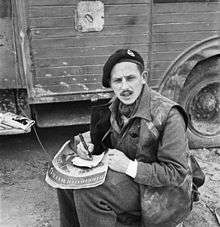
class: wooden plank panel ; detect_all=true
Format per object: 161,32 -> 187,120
36,65 -> 102,78
212,23 -> 220,31
30,0 -> 74,6
153,22 -> 220,33
30,6 -> 75,18
35,53 -> 153,76
34,56 -> 109,68
152,61 -> 170,70
33,44 -> 149,59
34,74 -> 102,86
34,83 -> 104,93
34,53 -> 150,68
30,14 -> 148,28
35,62 -> 168,87
154,2 -> 220,13
154,0 -> 219,3
29,5 -> 149,18
150,66 -> 211,85
31,25 -> 149,39
102,4 -> 151,16
151,51 -> 181,61
27,1 -> 152,99
152,41 -> 195,52
148,79 -> 161,88
150,69 -> 166,80
31,30 -> 218,44
30,0 -> 150,6
32,39 -> 192,55
30,17 -> 74,29
38,56 -> 170,80
31,34 -> 149,49
153,31 -> 219,43
153,12 -> 220,24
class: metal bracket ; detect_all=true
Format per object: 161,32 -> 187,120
75,1 -> 104,32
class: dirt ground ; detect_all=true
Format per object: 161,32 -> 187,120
0,126 -> 220,227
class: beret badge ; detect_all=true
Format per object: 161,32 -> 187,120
127,49 -> 135,57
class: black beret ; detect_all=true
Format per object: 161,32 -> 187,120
102,49 -> 145,88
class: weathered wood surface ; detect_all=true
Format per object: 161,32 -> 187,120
29,5 -> 150,18
30,15 -> 148,28
34,54 -> 149,68
26,1 -> 151,101
33,44 -> 149,59
31,34 -> 149,49
31,25 -> 149,39
25,0 -> 219,101
149,1 -> 220,88
36,65 -> 102,78
153,12 -> 220,24
34,60 -> 170,88
153,31 -> 219,43
152,41 -> 195,52
154,22 -> 220,33
34,83 -> 104,93
29,12 -> 220,29
155,0 -> 219,2
152,61 -> 170,71
154,2 -> 220,13
33,44 -> 149,85
34,74 -> 102,86
29,0 -> 151,6
34,53 -> 149,68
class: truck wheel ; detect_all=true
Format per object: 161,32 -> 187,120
182,78 -> 220,148
179,56 -> 220,148
178,57 -> 220,148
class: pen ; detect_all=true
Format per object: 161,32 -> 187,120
78,133 -> 93,158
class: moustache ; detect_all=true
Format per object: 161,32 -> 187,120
120,90 -> 133,97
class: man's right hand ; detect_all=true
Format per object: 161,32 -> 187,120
72,131 -> 94,160
76,141 -> 94,160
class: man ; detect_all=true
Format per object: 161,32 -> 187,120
57,49 -> 192,227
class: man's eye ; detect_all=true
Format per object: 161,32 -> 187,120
113,78 -> 122,83
127,76 -> 136,81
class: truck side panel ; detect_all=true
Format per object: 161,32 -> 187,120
25,0 -> 151,103
150,1 -> 220,88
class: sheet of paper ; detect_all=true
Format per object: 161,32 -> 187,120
71,153 -> 105,168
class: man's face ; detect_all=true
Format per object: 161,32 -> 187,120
110,61 -> 146,105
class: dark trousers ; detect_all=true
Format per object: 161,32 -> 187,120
57,169 -> 141,227
57,189 -> 80,227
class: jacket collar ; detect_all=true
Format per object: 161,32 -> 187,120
109,84 -> 152,122
132,84 -> 151,121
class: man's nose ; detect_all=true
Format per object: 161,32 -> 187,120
121,78 -> 129,89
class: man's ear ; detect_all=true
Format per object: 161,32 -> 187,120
141,70 -> 149,84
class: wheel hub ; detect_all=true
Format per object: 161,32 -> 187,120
189,82 -> 220,135
192,88 -> 218,121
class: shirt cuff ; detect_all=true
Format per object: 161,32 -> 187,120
125,159 -> 138,178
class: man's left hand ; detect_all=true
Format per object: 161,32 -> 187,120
108,149 -> 130,173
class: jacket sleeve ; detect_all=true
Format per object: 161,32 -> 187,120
134,107 -> 189,187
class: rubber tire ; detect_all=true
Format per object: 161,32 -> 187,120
178,56 -> 220,149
